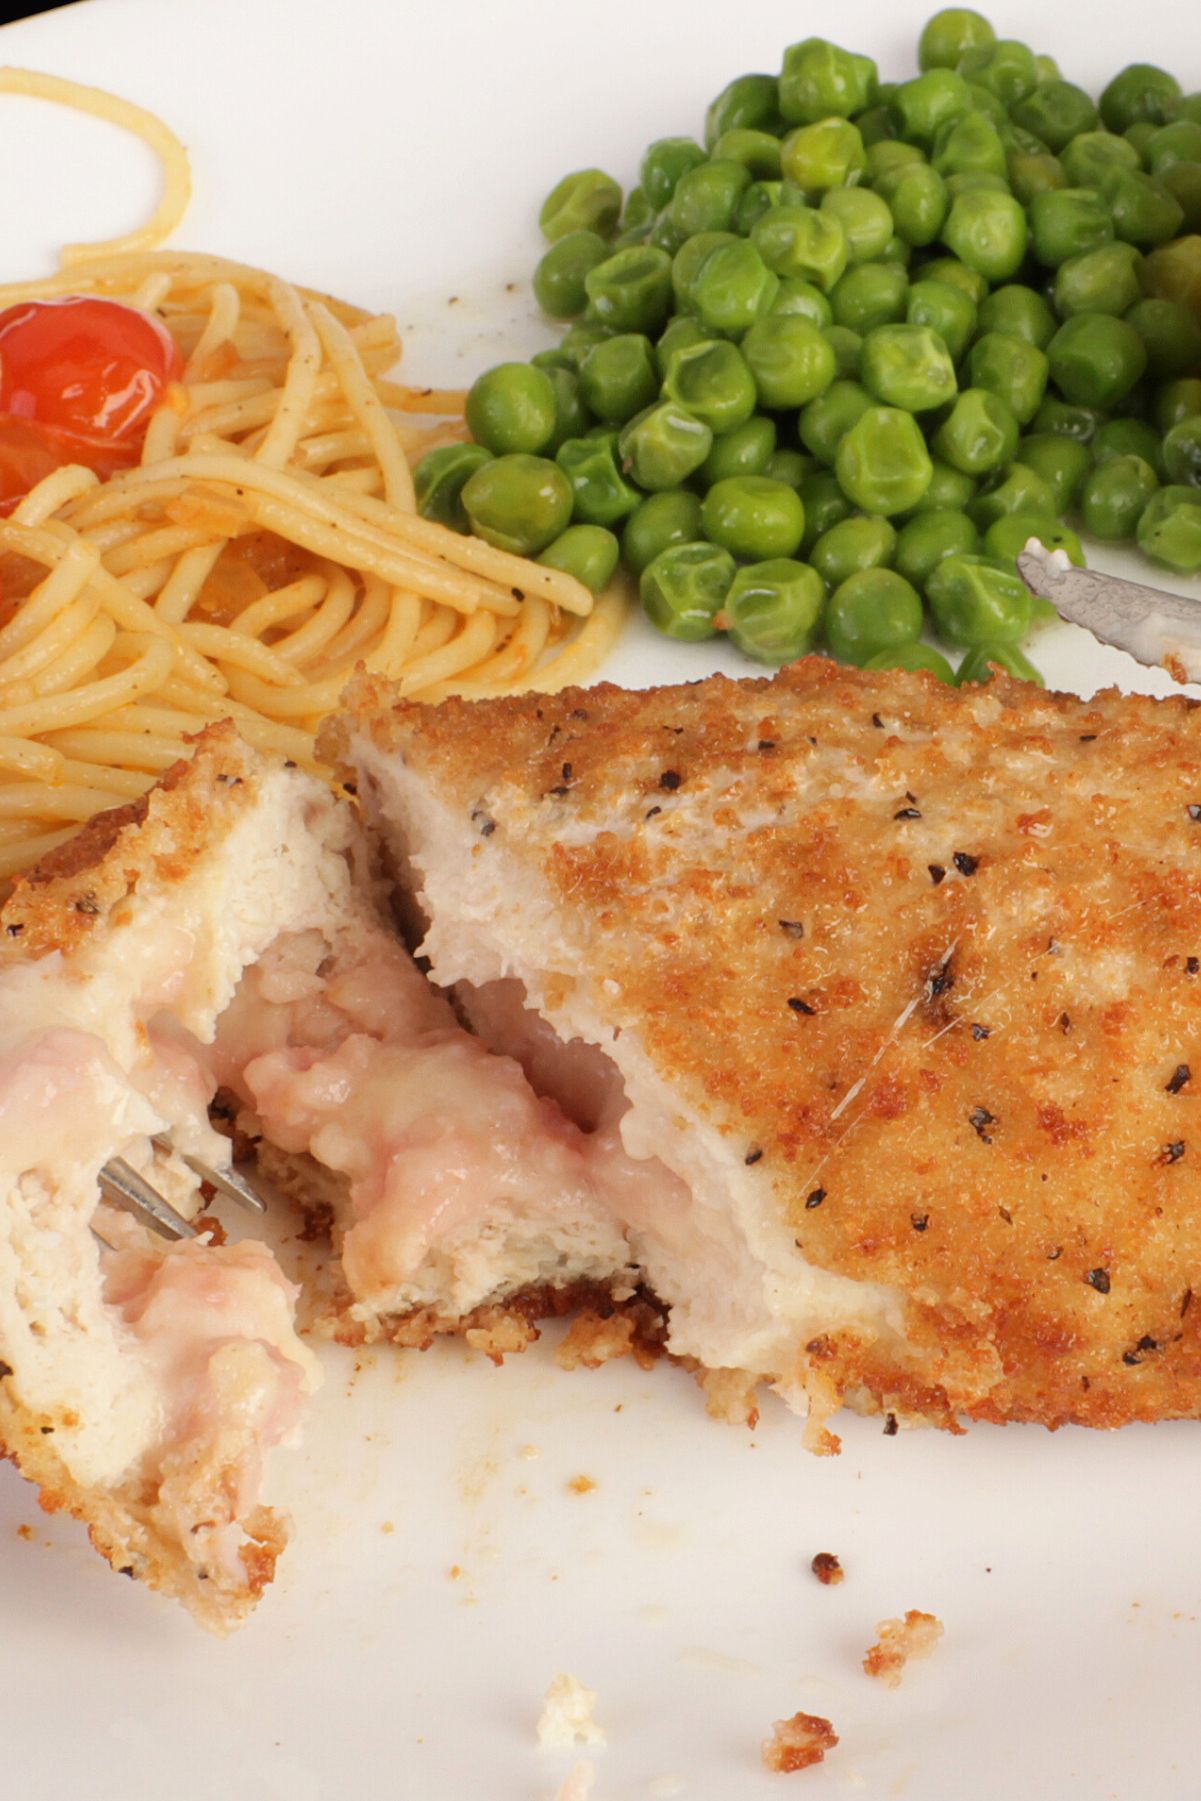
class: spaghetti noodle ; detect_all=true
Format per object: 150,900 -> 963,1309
0,70 -> 627,882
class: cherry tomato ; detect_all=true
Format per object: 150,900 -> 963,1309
0,296 -> 183,449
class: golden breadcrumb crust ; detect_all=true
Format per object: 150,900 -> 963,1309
331,660 -> 1201,1433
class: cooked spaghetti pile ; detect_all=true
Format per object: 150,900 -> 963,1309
0,73 -> 626,882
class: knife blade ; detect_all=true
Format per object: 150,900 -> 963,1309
1016,546 -> 1201,684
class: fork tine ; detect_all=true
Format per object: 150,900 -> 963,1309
99,1158 -> 197,1241
151,1134 -> 267,1214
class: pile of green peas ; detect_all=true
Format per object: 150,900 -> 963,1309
414,10 -> 1201,684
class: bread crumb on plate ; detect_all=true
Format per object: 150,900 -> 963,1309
810,1551 -> 844,1585
863,1610 -> 945,1688
763,1711 -> 838,1773
552,1761 -> 596,1801
538,1673 -> 606,1750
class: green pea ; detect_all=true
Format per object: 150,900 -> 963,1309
764,448 -> 815,491
966,333 -> 1048,425
638,138 -> 704,213
826,567 -> 924,664
1163,417 -> 1201,487
770,279 -> 834,326
1053,242 -> 1143,319
698,415 -> 778,485
1010,81 -> 1098,154
655,317 -> 715,381
1008,150 -> 1068,205
543,366 -> 590,452
737,180 -> 786,234
1155,378 -> 1201,433
1028,188 -> 1114,267
933,388 -> 1020,474
740,314 -> 837,409
865,641 -> 956,680
1126,298 -> 1201,381
1147,121 -> 1201,177
856,103 -> 897,148
824,325 -> 864,378
555,432 -> 640,526
905,278 -> 976,360
701,475 -> 806,559
835,405 -> 933,515
961,79 -> 1008,126
894,508 -> 979,588
622,490 -> 704,576
1174,94 -> 1201,127
640,540 -> 734,640
1030,396 -> 1103,441
713,128 -> 784,180
901,457 -> 978,515
753,205 -> 849,292
779,37 -> 877,125
668,160 -> 752,238
860,322 -> 957,412
955,40 -> 1039,108
1079,454 -> 1160,540
465,362 -> 557,455
1092,417 -> 1165,474
1047,312 -> 1148,409
1099,63 -> 1182,135
919,256 -> 988,304
414,442 -> 494,531
540,170 -> 623,244
648,211 -> 687,257
558,320 -> 612,370
956,642 -> 1044,685
705,73 -> 782,149
1014,432 -> 1092,508
889,69 -> 973,145
919,9 -> 996,73
981,511 -> 1084,567
1137,483 -> 1201,570
661,340 -> 758,436
810,513 -> 897,588
1127,121 -> 1163,160
724,558 -> 826,664
1060,130 -> 1140,188
886,165 -> 950,248
618,186 -> 655,240
583,246 -> 673,334
969,464 -> 1058,529
829,262 -> 909,334
976,284 -> 1056,349
1158,163 -> 1201,231
690,240 -> 780,339
931,111 -> 1007,179
533,230 -> 611,320
619,402 -> 713,491
927,552 -> 1031,644
781,118 -> 866,193
820,187 -> 894,264
671,232 -> 737,313
941,190 -> 1028,281
578,334 -> 659,425
799,468 -> 855,549
1102,168 -> 1185,248
538,524 -> 620,594
800,379 -> 874,463
867,140 -> 925,184
461,453 -> 572,556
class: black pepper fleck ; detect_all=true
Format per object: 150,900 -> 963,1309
1079,733 -> 1097,742
1160,1140 -> 1186,1164
561,762 -> 573,783
894,806 -> 922,820
953,851 -> 979,876
788,996 -> 816,1015
779,919 -> 805,939
1190,958 -> 1201,976
883,1413 -> 898,1436
998,1206 -> 1013,1224
73,894 -> 99,916
805,1187 -> 826,1209
1059,1012 -> 1071,1033
1167,1064 -> 1191,1094
928,864 -> 946,885
5,923 -> 23,937
927,959 -> 954,999
1189,804 -> 1201,822
1086,1267 -> 1111,1294
911,1213 -> 929,1232
1047,1246 -> 1062,1261
758,739 -> 776,752
872,713 -> 885,729
970,1023 -> 990,1041
969,1105 -> 996,1143
470,808 -> 496,838
645,805 -> 662,820
659,770 -> 682,791
745,1147 -> 763,1166
1182,1287 -> 1194,1317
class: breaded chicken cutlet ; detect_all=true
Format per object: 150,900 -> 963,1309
329,658 -> 1201,1442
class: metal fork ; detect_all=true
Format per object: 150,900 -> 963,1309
98,1136 -> 266,1242
1017,545 -> 1201,683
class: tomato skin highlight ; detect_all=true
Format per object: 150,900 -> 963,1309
0,297 -> 183,510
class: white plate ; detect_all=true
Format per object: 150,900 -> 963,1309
2,3 -> 1201,1796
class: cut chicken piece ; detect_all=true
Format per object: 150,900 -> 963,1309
325,659 -> 1201,1437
